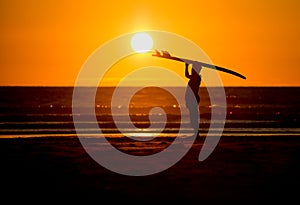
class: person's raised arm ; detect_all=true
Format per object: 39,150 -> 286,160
185,63 -> 191,79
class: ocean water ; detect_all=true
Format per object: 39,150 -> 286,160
0,86 -> 299,138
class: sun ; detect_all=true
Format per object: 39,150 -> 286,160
131,32 -> 153,53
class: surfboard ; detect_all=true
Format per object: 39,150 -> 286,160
152,50 -> 246,80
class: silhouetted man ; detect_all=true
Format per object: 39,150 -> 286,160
185,62 -> 202,136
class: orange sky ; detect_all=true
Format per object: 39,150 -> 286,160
0,0 -> 299,86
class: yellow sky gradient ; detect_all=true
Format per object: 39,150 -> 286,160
0,0 -> 299,86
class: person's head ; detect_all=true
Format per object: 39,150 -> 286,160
192,64 -> 202,73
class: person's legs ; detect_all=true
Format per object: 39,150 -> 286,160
188,105 -> 199,136
185,88 -> 200,138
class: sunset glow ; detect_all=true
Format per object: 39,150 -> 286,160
0,1 -> 299,86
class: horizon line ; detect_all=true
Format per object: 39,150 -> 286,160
0,85 -> 299,88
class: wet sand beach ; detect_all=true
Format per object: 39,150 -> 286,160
0,135 -> 299,204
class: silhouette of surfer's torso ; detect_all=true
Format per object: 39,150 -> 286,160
185,64 -> 201,107
187,72 -> 201,103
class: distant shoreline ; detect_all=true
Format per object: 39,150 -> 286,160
0,85 -> 300,88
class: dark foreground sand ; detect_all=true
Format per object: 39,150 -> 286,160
0,135 -> 299,204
